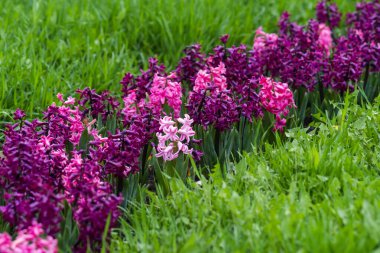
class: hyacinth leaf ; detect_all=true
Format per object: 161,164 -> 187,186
97,114 -> 104,129
365,73 -> 380,102
59,202 -> 79,252
101,214 -> 111,253
298,91 -> 310,127
106,115 -> 117,134
175,153 -> 189,182
65,140 -> 74,155
121,173 -> 140,208
78,129 -> 90,153
222,128 -> 239,163
202,129 -> 218,168
150,153 -> 170,196
139,144 -> 153,176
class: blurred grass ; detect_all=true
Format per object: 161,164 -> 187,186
0,0 -> 357,116
110,94 -> 380,253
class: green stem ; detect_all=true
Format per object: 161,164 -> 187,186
215,129 -> 220,159
240,117 -> 247,152
141,144 -> 149,175
319,80 -> 324,104
116,175 -> 124,195
363,63 -> 370,91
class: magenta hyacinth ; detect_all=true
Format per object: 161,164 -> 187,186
259,76 -> 296,131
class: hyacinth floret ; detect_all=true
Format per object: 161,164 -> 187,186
155,115 -> 197,161
0,222 -> 58,253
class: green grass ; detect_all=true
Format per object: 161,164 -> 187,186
109,95 -> 380,252
0,0 -> 357,116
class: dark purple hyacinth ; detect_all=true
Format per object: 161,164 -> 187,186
76,88 -> 120,122
346,0 -> 380,72
176,44 -> 206,85
120,57 -> 166,100
277,19 -> 327,91
0,115 -> 63,235
316,0 -> 342,29
322,33 -> 365,91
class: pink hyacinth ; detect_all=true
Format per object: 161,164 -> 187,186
259,76 -> 295,131
122,89 -> 138,122
155,114 -> 196,161
193,61 -> 227,94
318,24 -> 333,56
253,27 -> 278,51
0,222 -> 58,253
150,72 -> 182,117
54,93 -> 85,146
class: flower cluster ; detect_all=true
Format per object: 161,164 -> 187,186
259,77 -> 296,131
0,222 -> 58,253
150,72 -> 182,117
346,0 -> 380,72
316,0 -> 342,28
187,61 -> 240,131
156,115 -> 196,161
0,114 -> 63,235
62,153 -> 121,250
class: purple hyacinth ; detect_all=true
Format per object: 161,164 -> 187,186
0,117 -> 63,235
176,44 -> 206,85
76,88 -> 120,122
62,152 -> 122,252
322,33 -> 365,91
316,0 -> 342,29
120,58 -> 166,100
346,1 -> 380,72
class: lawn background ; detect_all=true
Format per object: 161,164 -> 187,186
0,0 -> 357,116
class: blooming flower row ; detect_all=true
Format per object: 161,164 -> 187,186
0,1 -> 378,252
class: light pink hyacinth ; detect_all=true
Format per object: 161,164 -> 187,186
155,114 -> 195,161
253,27 -> 278,52
318,23 -> 333,56
259,76 -> 295,131
0,222 -> 58,253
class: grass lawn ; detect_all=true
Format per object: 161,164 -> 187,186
1,0 -> 357,115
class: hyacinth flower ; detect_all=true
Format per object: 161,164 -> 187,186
149,72 -> 183,117
120,62 -> 185,174
316,0 -> 342,29
318,23 -> 333,56
120,57 -> 166,100
278,18 -> 328,91
154,115 -> 201,182
43,100 -> 84,148
187,60 -> 239,131
346,1 -> 380,75
1,96 -> 126,251
155,115 -> 197,161
0,222 -> 58,253
176,44 -> 206,85
321,32 -> 364,92
259,77 -> 296,131
76,88 -> 120,123
0,110 -> 63,235
62,152 -> 121,251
